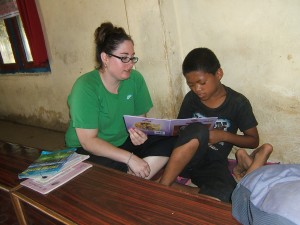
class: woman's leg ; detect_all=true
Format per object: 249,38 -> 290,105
142,156 -> 169,179
131,136 -> 176,179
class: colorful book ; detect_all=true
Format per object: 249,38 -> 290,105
20,162 -> 92,194
32,153 -> 90,184
18,148 -> 77,179
124,115 -> 218,136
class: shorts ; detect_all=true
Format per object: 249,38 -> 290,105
191,157 -> 237,203
173,123 -> 236,202
175,123 -> 209,178
76,135 -> 177,172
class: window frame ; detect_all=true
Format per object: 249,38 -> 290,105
0,16 -> 50,74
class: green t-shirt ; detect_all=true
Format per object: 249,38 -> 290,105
65,69 -> 153,147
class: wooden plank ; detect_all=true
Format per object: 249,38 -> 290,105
14,164 -> 239,224
0,140 -> 41,189
0,140 -> 67,225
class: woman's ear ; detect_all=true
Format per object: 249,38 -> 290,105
100,52 -> 108,63
216,68 -> 224,80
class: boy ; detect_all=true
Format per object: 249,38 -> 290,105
161,47 -> 272,202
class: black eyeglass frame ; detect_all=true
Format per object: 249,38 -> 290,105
106,53 -> 139,63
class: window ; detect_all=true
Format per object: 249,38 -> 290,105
0,0 -> 50,74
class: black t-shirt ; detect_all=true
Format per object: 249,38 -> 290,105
177,85 -> 258,160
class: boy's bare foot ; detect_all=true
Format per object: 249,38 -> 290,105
232,166 -> 246,182
233,149 -> 252,182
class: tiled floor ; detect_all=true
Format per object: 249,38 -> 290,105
0,120 -> 66,150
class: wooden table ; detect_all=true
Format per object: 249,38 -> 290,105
0,140 -> 42,225
11,163 -> 239,225
0,140 -> 69,225
0,140 -> 41,191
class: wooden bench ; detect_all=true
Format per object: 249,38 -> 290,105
0,140 -> 61,224
1,140 -> 239,224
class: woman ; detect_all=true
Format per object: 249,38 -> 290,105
65,22 -> 176,179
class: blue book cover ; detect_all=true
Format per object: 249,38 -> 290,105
18,148 -> 76,179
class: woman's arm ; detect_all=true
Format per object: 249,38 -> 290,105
76,128 -> 151,178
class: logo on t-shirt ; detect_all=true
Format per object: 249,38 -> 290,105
214,119 -> 230,131
126,94 -> 133,100
193,113 -> 231,151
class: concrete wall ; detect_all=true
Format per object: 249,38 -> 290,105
0,0 -> 299,163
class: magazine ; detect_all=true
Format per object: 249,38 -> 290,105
18,148 -> 77,179
20,162 -> 92,194
124,115 -> 218,136
33,153 -> 90,184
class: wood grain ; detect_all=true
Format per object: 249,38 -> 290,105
1,140 -> 239,224
14,164 -> 239,224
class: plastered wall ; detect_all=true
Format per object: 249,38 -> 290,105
0,0 -> 299,163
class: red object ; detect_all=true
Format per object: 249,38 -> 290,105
16,0 -> 48,65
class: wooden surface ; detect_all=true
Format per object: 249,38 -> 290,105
13,164 -> 239,225
0,140 -> 41,190
0,140 -> 239,224
0,140 -> 41,225
0,140 -> 65,225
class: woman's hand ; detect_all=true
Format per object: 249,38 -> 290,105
128,128 -> 148,146
127,154 -> 151,178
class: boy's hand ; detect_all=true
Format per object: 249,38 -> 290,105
209,129 -> 226,144
128,128 -> 148,145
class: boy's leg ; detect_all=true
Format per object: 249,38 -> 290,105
158,139 -> 199,186
233,143 -> 273,181
191,160 -> 237,203
246,143 -> 273,175
233,149 -> 253,181
159,123 -> 209,187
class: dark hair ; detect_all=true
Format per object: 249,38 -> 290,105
94,22 -> 133,69
182,48 -> 221,75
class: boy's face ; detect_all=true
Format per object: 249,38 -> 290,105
185,69 -> 223,101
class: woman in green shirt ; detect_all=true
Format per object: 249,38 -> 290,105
66,22 -> 177,179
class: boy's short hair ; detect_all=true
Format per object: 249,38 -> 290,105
182,48 -> 221,75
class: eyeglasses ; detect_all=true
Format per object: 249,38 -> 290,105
107,53 -> 139,63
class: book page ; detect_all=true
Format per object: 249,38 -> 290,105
124,115 -> 172,136
170,117 -> 218,136
124,115 -> 218,136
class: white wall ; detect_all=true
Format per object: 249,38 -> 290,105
170,0 -> 300,162
0,0 -> 299,163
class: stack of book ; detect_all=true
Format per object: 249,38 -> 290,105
18,148 -> 92,194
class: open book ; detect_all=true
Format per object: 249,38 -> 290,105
18,148 -> 77,179
124,115 -> 217,136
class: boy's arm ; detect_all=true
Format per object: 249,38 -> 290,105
209,127 -> 259,149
